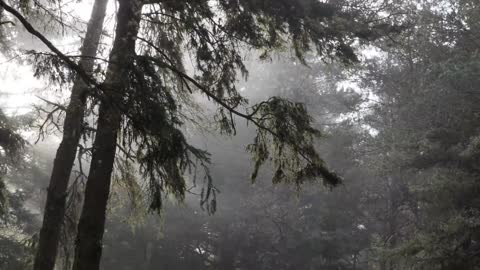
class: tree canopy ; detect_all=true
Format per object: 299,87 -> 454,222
1,0 -> 478,270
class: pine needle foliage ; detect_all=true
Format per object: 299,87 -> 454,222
29,51 -> 76,87
247,97 -> 340,186
0,109 -> 26,217
117,55 -> 214,214
3,0 -> 401,215
0,110 -> 25,159
94,0 -> 394,212
115,1 -> 360,213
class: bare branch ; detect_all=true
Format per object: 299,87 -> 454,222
34,105 -> 63,143
36,96 -> 67,111
0,20 -> 14,25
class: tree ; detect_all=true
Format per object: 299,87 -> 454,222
26,0 -> 110,269
0,108 -> 26,217
347,1 -> 480,268
74,0 -> 401,268
0,109 -> 46,269
97,57 -> 372,270
1,0 -> 400,268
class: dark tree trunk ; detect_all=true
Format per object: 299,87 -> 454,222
33,0 -> 108,269
72,0 -> 141,269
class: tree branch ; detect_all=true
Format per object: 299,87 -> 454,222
0,0 -> 99,87
139,53 -> 340,183
36,95 -> 67,111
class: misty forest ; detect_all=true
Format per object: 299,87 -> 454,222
0,0 -> 479,269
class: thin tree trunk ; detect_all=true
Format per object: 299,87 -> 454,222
33,0 -> 108,269
72,0 -> 142,269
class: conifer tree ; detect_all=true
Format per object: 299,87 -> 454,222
1,0 -> 398,268
28,0 -> 109,269
0,0 -> 109,269
71,1 -> 392,269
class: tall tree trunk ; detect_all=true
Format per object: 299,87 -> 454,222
72,0 -> 142,269
33,0 -> 108,269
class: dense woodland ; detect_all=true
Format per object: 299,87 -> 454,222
0,0 -> 479,269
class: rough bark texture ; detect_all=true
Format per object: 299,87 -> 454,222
72,0 -> 142,269
33,0 -> 108,269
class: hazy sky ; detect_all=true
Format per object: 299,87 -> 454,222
0,0 -> 117,115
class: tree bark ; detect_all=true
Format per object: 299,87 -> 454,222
33,0 -> 108,269
72,0 -> 142,269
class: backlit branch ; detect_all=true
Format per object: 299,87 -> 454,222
0,0 -> 100,88
138,53 -> 340,185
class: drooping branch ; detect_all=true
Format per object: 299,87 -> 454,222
2,0 -> 341,186
138,53 -> 341,185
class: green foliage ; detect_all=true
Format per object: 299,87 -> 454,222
115,55 -> 215,214
1,0 -> 414,268
99,54 -> 373,270
0,140 -> 42,270
29,51 -> 75,87
0,110 -> 25,159
3,0 -> 400,219
0,189 -> 36,270
351,1 -> 480,269
0,109 -> 26,217
247,97 -> 341,186
94,0 -> 388,215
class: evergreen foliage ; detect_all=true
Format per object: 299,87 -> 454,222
6,0 -> 480,270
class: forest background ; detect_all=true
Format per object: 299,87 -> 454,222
0,0 -> 479,269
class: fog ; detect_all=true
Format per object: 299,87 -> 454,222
1,0 -> 479,270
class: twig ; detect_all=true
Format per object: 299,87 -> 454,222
36,95 -> 67,111
0,0 -> 100,88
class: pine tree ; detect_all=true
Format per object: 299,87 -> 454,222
71,1 -> 389,269
1,0 -> 398,268
29,0 -> 110,269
